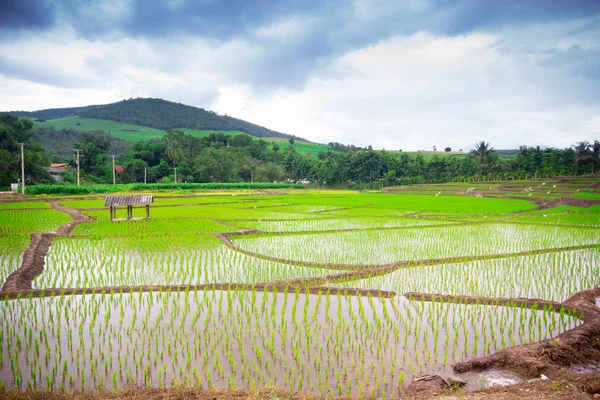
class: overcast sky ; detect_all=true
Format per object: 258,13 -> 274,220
1,0 -> 599,150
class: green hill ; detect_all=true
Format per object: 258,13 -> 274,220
34,116 -> 333,157
5,97 -> 305,141
77,98 -> 303,140
6,105 -> 99,121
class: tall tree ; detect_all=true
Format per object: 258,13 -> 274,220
574,141 -> 594,171
166,130 -> 184,180
470,141 -> 495,174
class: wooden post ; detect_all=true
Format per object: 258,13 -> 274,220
127,205 -> 132,220
146,205 -> 150,219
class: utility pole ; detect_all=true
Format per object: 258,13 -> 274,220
144,167 -> 147,184
18,143 -> 25,195
73,149 -> 83,186
111,155 -> 116,185
174,166 -> 177,183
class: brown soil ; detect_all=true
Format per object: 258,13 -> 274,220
404,289 -> 600,380
1,376 -> 598,399
528,196 -> 600,209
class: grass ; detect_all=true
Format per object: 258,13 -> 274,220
35,116 -> 167,141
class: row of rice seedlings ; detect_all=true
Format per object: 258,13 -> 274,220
60,196 -> 271,209
0,210 -> 72,235
331,248 -> 600,302
261,205 -> 350,213
0,202 -> 51,210
508,213 -> 600,227
0,236 -> 30,286
71,218 -> 231,236
234,224 -> 600,265
37,235 -> 337,289
225,217 -> 453,233
0,289 -> 579,397
81,205 -> 310,222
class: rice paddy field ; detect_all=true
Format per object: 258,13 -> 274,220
0,175 -> 599,397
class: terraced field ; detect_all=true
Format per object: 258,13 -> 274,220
0,176 -> 599,397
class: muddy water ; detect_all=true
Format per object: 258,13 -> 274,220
0,291 -> 579,397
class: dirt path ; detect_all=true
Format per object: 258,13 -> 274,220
0,201 -> 93,292
49,200 -> 93,235
1,233 -> 54,291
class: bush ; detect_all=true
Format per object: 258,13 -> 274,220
25,182 -> 304,195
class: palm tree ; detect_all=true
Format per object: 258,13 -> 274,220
167,138 -> 184,183
574,141 -> 594,171
470,141 -> 495,174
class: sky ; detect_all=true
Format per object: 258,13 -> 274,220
1,0 -> 599,150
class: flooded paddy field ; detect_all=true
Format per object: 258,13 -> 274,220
1,180 -> 599,396
0,290 -> 580,396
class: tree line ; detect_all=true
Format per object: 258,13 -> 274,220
1,113 -> 598,188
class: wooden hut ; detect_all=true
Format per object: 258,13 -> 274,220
105,195 -> 153,221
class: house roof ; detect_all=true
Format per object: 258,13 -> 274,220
49,163 -> 67,168
104,195 -> 153,207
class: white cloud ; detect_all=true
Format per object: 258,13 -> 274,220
1,18 -> 598,151
213,27 -> 600,150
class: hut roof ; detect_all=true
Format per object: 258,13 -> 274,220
104,195 -> 153,207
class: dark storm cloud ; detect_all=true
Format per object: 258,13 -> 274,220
5,0 -> 599,40
2,0 -> 600,93
440,0 -> 600,34
0,0 -> 56,31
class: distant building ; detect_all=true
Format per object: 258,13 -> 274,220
45,163 -> 69,182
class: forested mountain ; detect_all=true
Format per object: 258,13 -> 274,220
79,98 -> 302,140
6,98 -> 304,141
7,105 -> 99,121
